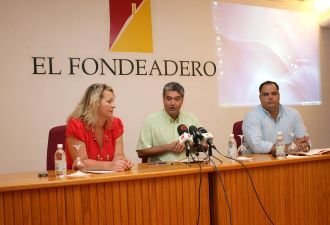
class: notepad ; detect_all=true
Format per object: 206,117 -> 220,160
178,157 -> 208,163
67,171 -> 89,177
291,148 -> 330,156
237,156 -> 253,161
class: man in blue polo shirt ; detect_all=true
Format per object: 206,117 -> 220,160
243,80 -> 310,154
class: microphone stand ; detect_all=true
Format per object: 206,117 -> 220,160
185,142 -> 191,165
208,142 -> 213,157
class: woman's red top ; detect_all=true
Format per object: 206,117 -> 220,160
65,117 -> 124,168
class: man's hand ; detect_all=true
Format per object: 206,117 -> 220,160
168,141 -> 186,153
294,136 -> 310,152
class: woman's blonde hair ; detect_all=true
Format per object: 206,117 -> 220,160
69,83 -> 114,128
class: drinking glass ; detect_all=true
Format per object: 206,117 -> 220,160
71,144 -> 86,172
237,135 -> 247,155
288,132 -> 297,154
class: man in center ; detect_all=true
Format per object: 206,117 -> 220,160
136,82 -> 201,163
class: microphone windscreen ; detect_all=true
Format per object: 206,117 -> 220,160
198,127 -> 208,133
198,127 -> 214,139
188,125 -> 198,135
177,124 -> 188,135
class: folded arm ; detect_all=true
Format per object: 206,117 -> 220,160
67,136 -> 132,171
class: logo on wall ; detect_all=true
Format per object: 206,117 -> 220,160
32,0 -> 217,77
109,0 -> 153,53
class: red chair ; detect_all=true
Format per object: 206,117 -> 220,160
46,125 -> 66,170
232,120 -> 243,148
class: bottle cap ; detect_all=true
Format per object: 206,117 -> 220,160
277,131 -> 283,135
57,144 -> 63,149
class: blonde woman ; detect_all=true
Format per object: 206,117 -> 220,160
65,83 -> 133,172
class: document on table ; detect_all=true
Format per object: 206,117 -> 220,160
290,148 -> 330,156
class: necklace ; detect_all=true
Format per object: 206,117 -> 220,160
91,128 -> 110,161
91,129 -> 109,142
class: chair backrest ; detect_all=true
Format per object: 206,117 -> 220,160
47,125 -> 66,170
232,120 -> 243,148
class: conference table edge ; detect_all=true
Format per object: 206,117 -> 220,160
0,163 -> 214,192
0,153 -> 329,192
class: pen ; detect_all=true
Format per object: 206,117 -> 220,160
147,161 -> 167,165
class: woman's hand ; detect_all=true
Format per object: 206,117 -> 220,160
111,159 -> 133,172
123,159 -> 134,170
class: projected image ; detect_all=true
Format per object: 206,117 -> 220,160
212,2 -> 321,107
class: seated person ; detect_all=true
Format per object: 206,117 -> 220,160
136,82 -> 201,163
242,81 -> 310,154
65,83 -> 133,171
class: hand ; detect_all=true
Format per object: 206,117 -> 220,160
294,136 -> 310,152
123,159 -> 134,170
111,159 -> 133,172
296,142 -> 310,152
168,141 -> 185,153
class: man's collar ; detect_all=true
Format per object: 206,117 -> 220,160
260,104 -> 283,121
162,109 -> 181,123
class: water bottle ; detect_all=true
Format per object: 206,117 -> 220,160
276,132 -> 286,159
54,144 -> 67,177
228,134 -> 238,159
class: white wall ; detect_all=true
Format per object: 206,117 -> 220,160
0,0 -> 329,173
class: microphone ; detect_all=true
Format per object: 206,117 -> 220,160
177,124 -> 193,157
188,125 -> 203,146
198,127 -> 216,155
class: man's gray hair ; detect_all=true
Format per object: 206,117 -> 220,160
162,82 -> 184,97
